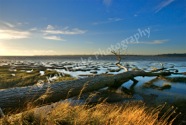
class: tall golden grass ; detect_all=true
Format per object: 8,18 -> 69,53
1,101 -> 179,125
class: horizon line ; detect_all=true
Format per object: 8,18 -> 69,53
0,53 -> 186,57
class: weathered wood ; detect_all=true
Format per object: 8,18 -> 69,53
111,50 -> 128,71
0,71 -> 171,110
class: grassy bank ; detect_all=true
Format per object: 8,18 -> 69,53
1,101 -> 178,125
0,66 -> 75,89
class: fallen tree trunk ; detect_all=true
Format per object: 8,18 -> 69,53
0,71 -> 171,110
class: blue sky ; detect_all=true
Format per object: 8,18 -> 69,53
0,0 -> 185,55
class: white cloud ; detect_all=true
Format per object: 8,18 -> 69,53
3,22 -> 15,28
43,25 -> 87,35
0,21 -> 29,28
149,40 -> 168,44
155,0 -> 175,13
108,17 -> 123,22
0,21 -> 15,28
139,40 -> 168,44
43,35 -> 65,41
103,0 -> 112,6
46,25 -> 55,30
93,17 -> 123,25
30,27 -> 38,31
0,21 -> 31,40
0,29 -> 30,40
0,48 -> 58,56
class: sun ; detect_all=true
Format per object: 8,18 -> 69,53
0,42 -> 9,56
0,48 -> 7,56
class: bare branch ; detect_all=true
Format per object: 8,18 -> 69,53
111,50 -> 128,71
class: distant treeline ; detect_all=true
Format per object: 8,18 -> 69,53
157,53 -> 186,57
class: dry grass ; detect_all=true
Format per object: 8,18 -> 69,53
1,101 -> 178,125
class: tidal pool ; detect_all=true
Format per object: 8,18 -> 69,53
122,75 -> 186,103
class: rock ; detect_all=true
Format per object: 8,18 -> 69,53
169,69 -> 179,73
78,74 -> 96,77
108,68 -> 121,72
90,71 -> 98,74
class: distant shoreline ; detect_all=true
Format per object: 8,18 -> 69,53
0,53 -> 186,57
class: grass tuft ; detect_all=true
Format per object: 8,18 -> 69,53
0,66 -> 75,89
1,101 -> 177,125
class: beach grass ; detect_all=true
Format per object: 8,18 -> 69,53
0,66 -> 75,89
1,101 -> 178,125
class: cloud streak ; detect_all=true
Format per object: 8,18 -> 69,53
0,48 -> 58,56
30,27 -> 38,31
139,40 -> 168,44
0,21 -> 15,28
93,17 -> 123,25
0,22 -> 86,41
42,25 -> 86,41
155,0 -> 175,13
0,21 -> 28,28
123,39 -> 168,45
3,22 -> 15,28
43,25 -> 87,35
0,29 -> 30,40
43,35 -> 65,41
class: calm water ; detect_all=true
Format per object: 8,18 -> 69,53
1,55 -> 186,103
0,55 -> 186,62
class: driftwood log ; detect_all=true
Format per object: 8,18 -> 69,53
0,70 -> 171,110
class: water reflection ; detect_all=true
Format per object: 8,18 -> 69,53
122,76 -> 186,103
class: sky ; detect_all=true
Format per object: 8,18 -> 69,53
0,0 -> 185,56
